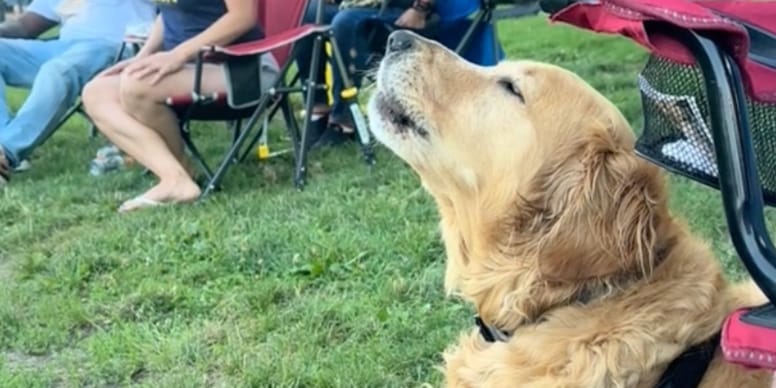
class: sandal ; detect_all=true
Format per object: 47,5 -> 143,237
118,195 -> 169,213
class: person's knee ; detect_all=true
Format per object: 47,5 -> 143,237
118,73 -> 154,111
331,9 -> 368,34
37,57 -> 80,85
82,77 -> 115,119
33,58 -> 84,108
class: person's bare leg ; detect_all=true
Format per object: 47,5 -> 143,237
82,65 -> 227,211
117,74 -> 187,165
83,75 -> 200,211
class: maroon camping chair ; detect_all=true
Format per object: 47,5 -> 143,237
167,0 -> 375,197
541,0 -> 776,386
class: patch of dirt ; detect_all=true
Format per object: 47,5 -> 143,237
0,251 -> 14,282
0,260 -> 11,282
3,351 -> 51,372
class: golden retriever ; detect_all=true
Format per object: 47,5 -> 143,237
367,30 -> 774,388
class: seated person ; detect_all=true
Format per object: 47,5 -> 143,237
82,0 -> 279,213
296,0 -> 435,148
0,0 -> 156,186
293,0 -> 339,147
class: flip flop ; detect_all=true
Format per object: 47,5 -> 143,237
118,195 -> 167,213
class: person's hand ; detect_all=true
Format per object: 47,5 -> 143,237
97,57 -> 135,78
394,8 -> 427,30
124,51 -> 188,85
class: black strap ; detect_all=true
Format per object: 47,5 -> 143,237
475,315 -> 510,343
475,314 -> 719,388
655,333 -> 721,388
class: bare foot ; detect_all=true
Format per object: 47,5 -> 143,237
118,174 -> 201,213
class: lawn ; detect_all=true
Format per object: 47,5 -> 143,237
0,15 -> 765,387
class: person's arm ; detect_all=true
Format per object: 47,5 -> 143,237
0,12 -> 57,38
136,15 -> 164,58
170,0 -> 258,62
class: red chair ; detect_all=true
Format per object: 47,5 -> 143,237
167,0 -> 375,197
542,0 -> 776,385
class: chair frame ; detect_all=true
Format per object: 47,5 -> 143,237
648,23 -> 776,311
453,0 -> 540,63
178,0 -> 376,197
540,0 -> 776,319
371,0 -> 539,65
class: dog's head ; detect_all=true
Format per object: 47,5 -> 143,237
369,31 -> 673,304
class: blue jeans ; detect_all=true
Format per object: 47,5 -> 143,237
296,3 -> 403,124
0,38 -> 119,167
330,8 -> 405,122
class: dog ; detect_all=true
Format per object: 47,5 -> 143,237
367,30 -> 774,387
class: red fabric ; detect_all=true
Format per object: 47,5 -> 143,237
165,92 -> 227,107
168,0 -> 310,112
258,0 -> 309,66
549,0 -> 776,103
213,25 -> 328,58
721,308 -> 776,370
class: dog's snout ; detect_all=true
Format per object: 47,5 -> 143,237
387,30 -> 415,53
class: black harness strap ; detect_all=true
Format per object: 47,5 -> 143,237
474,315 -> 720,388
655,333 -> 721,388
475,316 -> 511,343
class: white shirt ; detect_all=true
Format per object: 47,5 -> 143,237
26,0 -> 156,42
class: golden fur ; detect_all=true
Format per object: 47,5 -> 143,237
367,32 -> 774,387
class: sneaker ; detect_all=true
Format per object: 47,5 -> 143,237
14,159 -> 31,173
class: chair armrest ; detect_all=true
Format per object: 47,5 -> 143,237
124,34 -> 148,44
200,24 -> 329,59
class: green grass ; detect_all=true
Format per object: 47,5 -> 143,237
0,16 -> 769,387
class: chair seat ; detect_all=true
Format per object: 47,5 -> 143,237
206,24 -> 329,59
166,93 -> 261,121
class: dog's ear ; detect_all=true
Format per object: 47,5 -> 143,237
524,128 -> 669,283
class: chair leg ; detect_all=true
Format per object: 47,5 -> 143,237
53,101 -> 82,134
180,121 -> 214,182
327,34 -> 377,166
295,35 -> 328,190
238,97 -> 283,163
88,123 -> 98,139
201,95 -> 274,198
280,96 -> 302,162
230,119 -> 242,164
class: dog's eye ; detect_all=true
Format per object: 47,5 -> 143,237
498,78 -> 524,103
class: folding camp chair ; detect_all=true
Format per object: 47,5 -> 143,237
542,0 -> 776,383
446,0 -> 540,65
168,0 -> 375,197
368,0 -> 539,66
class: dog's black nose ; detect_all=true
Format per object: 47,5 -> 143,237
387,30 -> 415,53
